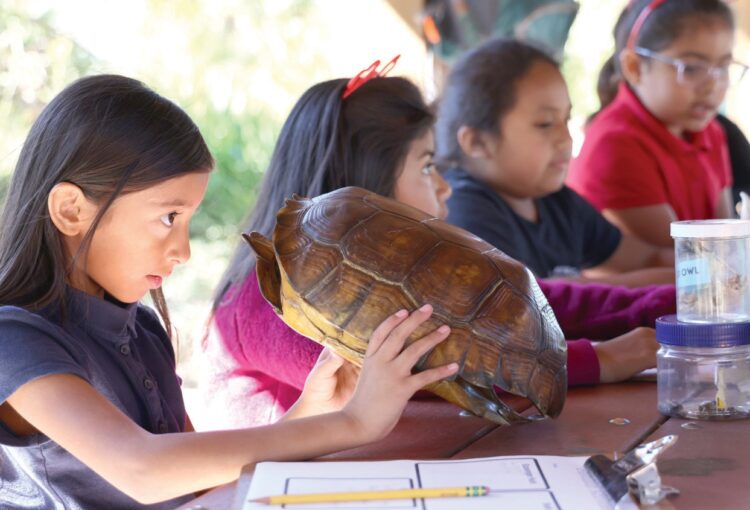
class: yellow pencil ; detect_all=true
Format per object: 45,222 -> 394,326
251,485 -> 490,505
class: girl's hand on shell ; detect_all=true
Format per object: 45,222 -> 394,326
342,304 -> 458,443
288,348 -> 360,420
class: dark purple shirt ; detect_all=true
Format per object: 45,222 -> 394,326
0,288 -> 193,509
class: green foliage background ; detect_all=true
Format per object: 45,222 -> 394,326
0,6 -> 97,205
0,0 -> 323,244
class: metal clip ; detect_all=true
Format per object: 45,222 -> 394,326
627,461 -> 680,505
624,435 -> 679,505
613,434 -> 676,471
585,435 -> 680,507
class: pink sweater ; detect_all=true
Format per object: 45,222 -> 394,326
198,275 -> 675,428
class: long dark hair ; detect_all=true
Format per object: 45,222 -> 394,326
0,74 -> 214,334
435,38 -> 558,167
597,0 -> 734,110
214,76 -> 434,308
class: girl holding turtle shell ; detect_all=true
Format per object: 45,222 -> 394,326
202,61 -> 676,430
0,74 -> 457,509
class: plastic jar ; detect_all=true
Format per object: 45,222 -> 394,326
656,315 -> 750,420
671,220 -> 750,323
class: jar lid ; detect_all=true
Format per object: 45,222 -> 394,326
656,315 -> 750,347
671,219 -> 750,238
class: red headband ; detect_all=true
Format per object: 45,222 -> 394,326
626,0 -> 667,50
342,55 -> 400,99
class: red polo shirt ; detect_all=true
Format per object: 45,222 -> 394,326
567,83 -> 731,220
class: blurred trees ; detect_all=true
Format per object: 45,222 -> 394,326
0,0 -> 328,242
0,2 -> 97,202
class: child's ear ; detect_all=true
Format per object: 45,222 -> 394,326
47,182 -> 97,237
619,49 -> 643,86
457,125 -> 492,160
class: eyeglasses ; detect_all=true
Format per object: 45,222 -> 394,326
634,47 -> 749,87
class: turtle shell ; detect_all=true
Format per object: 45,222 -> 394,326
246,186 -> 567,424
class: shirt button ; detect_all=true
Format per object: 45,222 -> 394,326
120,344 -> 131,356
143,378 -> 155,390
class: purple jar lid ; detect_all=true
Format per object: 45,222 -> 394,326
656,315 -> 750,347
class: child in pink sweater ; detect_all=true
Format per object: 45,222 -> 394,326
199,71 -> 674,429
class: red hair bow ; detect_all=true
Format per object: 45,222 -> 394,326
342,55 -> 401,99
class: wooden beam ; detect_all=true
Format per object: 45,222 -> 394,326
384,0 -> 424,36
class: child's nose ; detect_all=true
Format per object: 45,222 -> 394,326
169,229 -> 191,265
558,123 -> 573,150
697,72 -> 728,96
434,172 -> 452,202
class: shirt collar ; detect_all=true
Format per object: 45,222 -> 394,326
616,82 -> 714,153
55,287 -> 139,341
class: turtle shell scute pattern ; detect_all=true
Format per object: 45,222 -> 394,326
270,187 -> 567,423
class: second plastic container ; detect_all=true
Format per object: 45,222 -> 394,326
656,315 -> 750,420
671,219 -> 750,323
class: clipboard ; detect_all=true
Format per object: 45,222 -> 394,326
234,435 -> 680,510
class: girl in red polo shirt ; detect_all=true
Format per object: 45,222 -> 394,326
568,0 -> 743,247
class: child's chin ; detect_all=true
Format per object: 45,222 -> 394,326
111,289 -> 147,304
684,114 -> 716,133
542,176 -> 566,195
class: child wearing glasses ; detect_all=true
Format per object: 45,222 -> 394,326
568,0 -> 743,247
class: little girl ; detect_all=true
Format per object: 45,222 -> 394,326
435,37 -> 674,285
0,75 -> 458,509
569,0 -> 741,247
203,67 -> 675,431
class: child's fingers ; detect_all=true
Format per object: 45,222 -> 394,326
377,304 -> 435,360
407,363 -> 459,393
314,347 -> 332,364
366,309 -> 408,357
315,348 -> 345,374
398,324 -> 451,368
312,347 -> 333,366
305,349 -> 346,386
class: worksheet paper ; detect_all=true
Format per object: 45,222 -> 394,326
240,455 -> 613,509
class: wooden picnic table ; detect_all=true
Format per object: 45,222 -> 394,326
175,381 -> 749,509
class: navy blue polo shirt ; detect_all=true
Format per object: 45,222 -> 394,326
0,287 -> 193,509
445,168 -> 622,278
